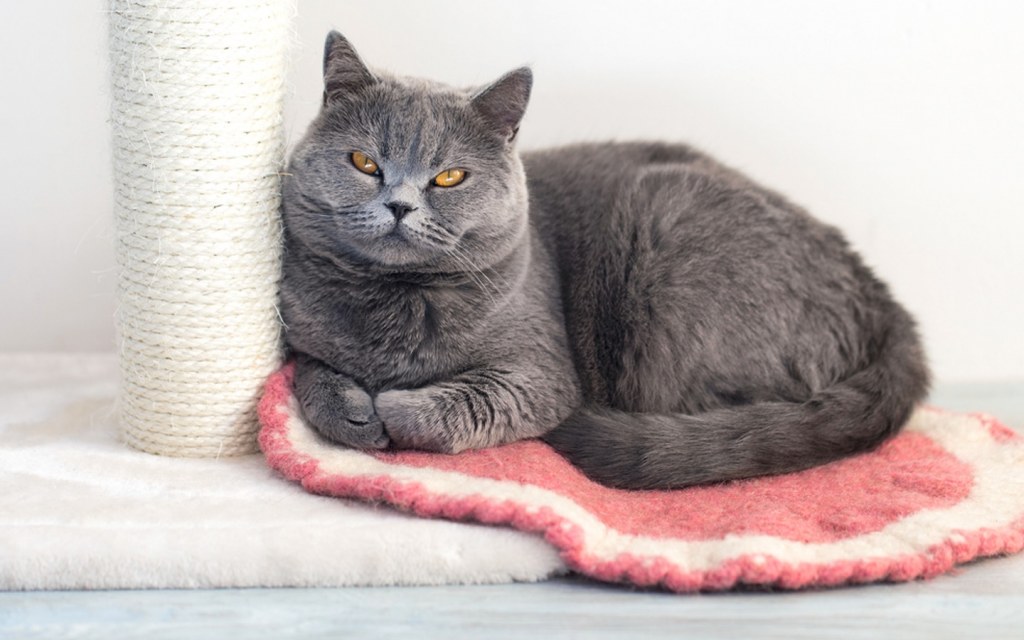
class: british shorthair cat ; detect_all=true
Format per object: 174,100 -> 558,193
278,32 -> 929,489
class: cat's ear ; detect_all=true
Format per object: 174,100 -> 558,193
322,31 -> 376,105
470,67 -> 533,143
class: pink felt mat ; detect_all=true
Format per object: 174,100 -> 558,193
258,365 -> 1024,592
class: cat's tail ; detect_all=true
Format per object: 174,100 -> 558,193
542,327 -> 929,490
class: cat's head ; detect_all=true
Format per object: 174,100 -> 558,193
283,31 -> 532,273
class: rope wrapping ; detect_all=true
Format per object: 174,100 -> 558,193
109,0 -> 292,456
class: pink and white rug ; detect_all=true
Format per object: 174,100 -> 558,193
259,364 -> 1024,592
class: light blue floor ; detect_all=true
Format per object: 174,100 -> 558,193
3,560 -> 1024,640
2,382 -> 1022,639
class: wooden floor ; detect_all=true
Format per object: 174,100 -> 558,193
2,382 -> 1022,639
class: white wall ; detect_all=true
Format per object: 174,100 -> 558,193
2,0 -> 1022,383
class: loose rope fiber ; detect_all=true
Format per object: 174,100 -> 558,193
110,0 -> 293,456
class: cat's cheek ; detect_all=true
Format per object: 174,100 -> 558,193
375,389 -> 462,454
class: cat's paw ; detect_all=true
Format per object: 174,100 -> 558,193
375,389 -> 464,454
298,384 -> 390,450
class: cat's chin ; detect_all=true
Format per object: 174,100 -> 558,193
353,234 -> 450,271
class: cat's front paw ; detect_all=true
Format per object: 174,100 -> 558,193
298,383 -> 389,450
375,389 -> 464,454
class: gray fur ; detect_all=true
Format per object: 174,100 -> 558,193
279,31 -> 930,489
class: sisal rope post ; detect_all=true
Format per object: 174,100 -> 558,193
109,0 -> 293,456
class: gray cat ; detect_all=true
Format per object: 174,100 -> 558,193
279,31 -> 930,489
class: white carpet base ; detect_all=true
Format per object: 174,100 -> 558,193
0,354 -> 565,590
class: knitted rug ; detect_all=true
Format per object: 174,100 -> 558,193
259,365 -> 1024,592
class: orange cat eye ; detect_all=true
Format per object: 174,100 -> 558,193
351,151 -> 380,176
433,168 -> 467,188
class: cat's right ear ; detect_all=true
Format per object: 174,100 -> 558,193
322,31 -> 376,105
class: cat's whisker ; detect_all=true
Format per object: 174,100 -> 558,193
417,220 -> 455,244
449,242 -> 506,299
444,244 -> 505,309
442,246 -> 499,307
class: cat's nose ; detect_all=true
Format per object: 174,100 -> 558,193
385,201 -> 416,221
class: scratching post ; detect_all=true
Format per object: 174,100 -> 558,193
109,0 -> 293,456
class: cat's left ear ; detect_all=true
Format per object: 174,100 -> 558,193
470,67 -> 532,143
